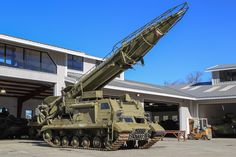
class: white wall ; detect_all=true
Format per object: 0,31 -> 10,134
0,65 -> 58,83
179,104 -> 192,135
83,58 -> 96,73
49,52 -> 66,96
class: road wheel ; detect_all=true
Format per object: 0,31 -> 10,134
43,130 -> 52,141
103,137 -> 111,149
92,136 -> 102,148
81,136 -> 90,148
71,136 -> 79,148
61,136 -> 69,147
53,136 -> 61,146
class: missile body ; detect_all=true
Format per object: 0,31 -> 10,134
66,3 -> 189,98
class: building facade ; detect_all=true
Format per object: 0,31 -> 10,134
0,34 -> 236,136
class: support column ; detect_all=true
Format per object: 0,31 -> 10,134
54,83 -> 59,96
179,104 -> 191,136
17,99 -> 23,118
54,82 -> 65,96
196,103 -> 199,118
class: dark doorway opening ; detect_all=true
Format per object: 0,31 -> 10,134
144,100 -> 179,130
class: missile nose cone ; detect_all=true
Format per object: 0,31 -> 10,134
177,8 -> 188,17
155,2 -> 189,35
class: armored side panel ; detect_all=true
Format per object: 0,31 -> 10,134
81,91 -> 103,100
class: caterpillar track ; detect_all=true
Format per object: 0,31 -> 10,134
106,133 -> 130,151
139,136 -> 162,149
42,129 -> 163,151
42,130 -> 130,151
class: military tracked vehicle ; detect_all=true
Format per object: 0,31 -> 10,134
37,3 -> 188,150
212,113 -> 236,137
0,107 -> 28,139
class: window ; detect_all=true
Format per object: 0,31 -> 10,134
220,70 -> 236,82
68,54 -> 83,71
163,115 -> 169,121
41,52 -> 56,73
0,107 -> 8,113
123,117 -> 134,123
100,103 -> 110,109
6,45 -> 23,67
172,115 -> 178,122
0,44 -> 5,64
135,117 -> 145,123
154,116 -> 160,123
25,110 -> 33,119
25,49 -> 40,71
0,42 -> 56,74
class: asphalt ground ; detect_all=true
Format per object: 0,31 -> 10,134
0,138 -> 235,157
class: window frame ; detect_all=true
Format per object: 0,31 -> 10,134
100,103 -> 110,110
24,48 -> 41,71
123,117 -> 134,123
0,44 -> 6,64
25,109 -> 33,119
67,54 -> 84,71
220,70 -> 236,82
0,42 -> 57,74
41,52 -> 57,73
5,45 -> 24,68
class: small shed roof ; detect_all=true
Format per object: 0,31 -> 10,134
207,64 -> 236,72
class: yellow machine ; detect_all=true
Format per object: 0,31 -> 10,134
188,118 -> 212,140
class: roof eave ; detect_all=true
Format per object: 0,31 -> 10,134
195,96 -> 236,101
0,34 -> 103,61
206,67 -> 236,72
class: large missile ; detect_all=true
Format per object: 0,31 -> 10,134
112,2 -> 189,64
66,2 -> 189,98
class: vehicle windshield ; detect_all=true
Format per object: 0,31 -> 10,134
135,117 -> 145,123
115,111 -> 134,123
123,117 -> 134,123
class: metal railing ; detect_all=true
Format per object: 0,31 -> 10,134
76,2 -> 189,83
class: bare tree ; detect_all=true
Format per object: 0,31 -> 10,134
185,71 -> 203,84
164,71 -> 203,86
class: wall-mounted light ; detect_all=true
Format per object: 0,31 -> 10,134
136,93 -> 140,97
0,89 -> 6,94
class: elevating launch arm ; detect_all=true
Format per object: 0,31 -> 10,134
65,2 -> 188,98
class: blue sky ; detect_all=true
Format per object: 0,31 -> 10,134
1,0 -> 236,85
